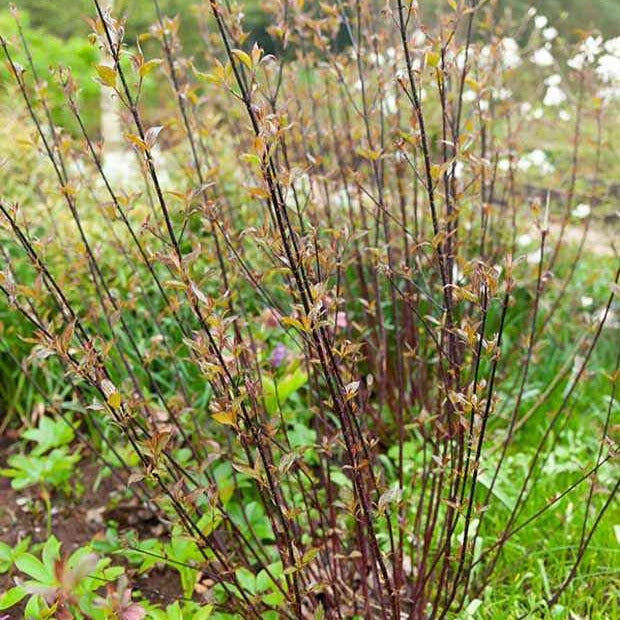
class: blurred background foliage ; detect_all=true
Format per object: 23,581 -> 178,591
0,0 -> 618,134
6,0 -> 620,45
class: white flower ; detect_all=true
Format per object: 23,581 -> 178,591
543,85 -> 566,106
479,44 -> 492,70
386,47 -> 397,60
527,7 -> 537,17
517,233 -> 533,246
500,37 -> 522,70
493,87 -> 512,101
519,149 -> 555,174
596,307 -> 619,329
520,101 -> 532,114
102,150 -> 140,188
462,89 -> 477,103
533,107 -> 544,119
598,86 -> 620,103
544,73 -> 562,86
526,250 -> 541,264
567,52 -> 586,71
604,36 -> 620,57
479,99 -> 489,111
534,15 -> 548,29
596,54 -> 620,83
543,27 -> 558,41
370,52 -> 386,66
528,149 -> 548,167
454,161 -> 464,179
571,203 -> 591,219
531,47 -> 554,67
411,29 -> 426,46
382,94 -> 398,115
498,158 -> 511,172
580,296 -> 593,308
559,109 -> 570,121
581,35 -> 602,61
398,56 -> 421,75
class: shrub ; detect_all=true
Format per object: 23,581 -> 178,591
0,0 -> 618,618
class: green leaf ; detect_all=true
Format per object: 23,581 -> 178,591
0,541 -> 12,562
476,472 -> 516,511
41,536 -> 61,569
0,586 -> 27,610
197,510 -> 222,537
15,553 -> 51,583
194,605 -> 214,620
263,368 -> 308,414
463,598 -> 483,617
166,601 -> 183,620
100,565 -> 124,581
22,416 -> 75,455
256,561 -> 283,592
235,567 -> 256,594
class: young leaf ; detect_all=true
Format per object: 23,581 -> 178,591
426,51 -> 441,67
41,536 -> 61,569
95,64 -> 117,88
0,586 -> 27,610
212,410 -> 237,426
15,553 -> 51,583
107,391 -> 122,409
231,49 -> 253,70
140,58 -> 162,77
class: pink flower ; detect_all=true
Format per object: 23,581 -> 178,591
336,311 -> 348,329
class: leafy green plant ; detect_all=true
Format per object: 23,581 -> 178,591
0,537 -> 30,575
92,574 -> 146,620
0,416 -> 81,492
148,600 -> 213,620
0,536 -> 124,619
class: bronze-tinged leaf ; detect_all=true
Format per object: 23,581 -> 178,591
125,133 -> 149,152
232,462 -> 262,482
139,58 -> 162,77
231,48 -> 253,70
107,391 -> 122,409
425,51 -> 441,68
95,63 -> 117,88
212,410 -> 237,426
247,186 -> 270,199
